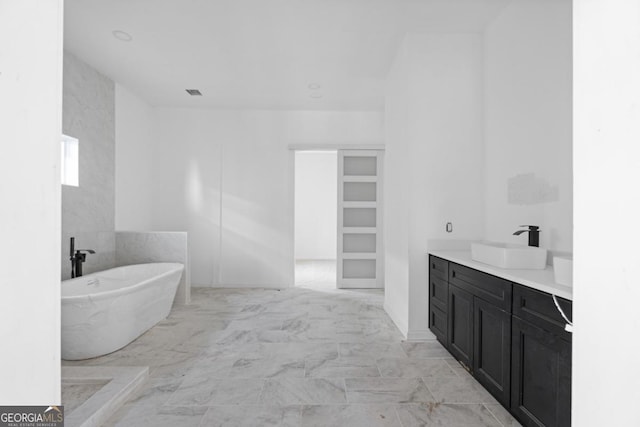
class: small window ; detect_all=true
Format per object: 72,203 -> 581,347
61,134 -> 79,186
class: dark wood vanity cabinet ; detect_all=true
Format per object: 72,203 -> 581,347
429,256 -> 449,344
428,255 -> 572,426
448,262 -> 512,406
447,284 -> 474,370
511,284 -> 572,427
473,297 -> 512,406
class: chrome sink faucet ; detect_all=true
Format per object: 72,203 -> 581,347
513,225 -> 540,247
70,237 -> 95,278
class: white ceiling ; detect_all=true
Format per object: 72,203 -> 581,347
64,0 -> 510,110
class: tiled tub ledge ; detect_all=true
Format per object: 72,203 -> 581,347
62,366 -> 148,427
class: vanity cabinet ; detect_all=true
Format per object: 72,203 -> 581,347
511,284 -> 572,427
448,262 -> 512,406
473,297 -> 512,406
429,257 -> 449,344
428,255 -> 572,426
447,284 -> 474,369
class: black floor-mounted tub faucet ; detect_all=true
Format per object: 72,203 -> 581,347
70,237 -> 95,278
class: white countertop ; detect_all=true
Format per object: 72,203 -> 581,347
429,250 -> 573,301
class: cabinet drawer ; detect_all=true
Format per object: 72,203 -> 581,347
430,305 -> 447,344
449,263 -> 512,312
429,255 -> 449,280
430,276 -> 448,312
513,284 -> 572,340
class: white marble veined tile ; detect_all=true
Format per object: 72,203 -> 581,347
401,340 -> 452,359
166,377 -> 265,406
301,404 -> 401,427
304,357 -> 380,378
376,358 -> 457,378
199,405 -> 301,427
260,378 -> 347,405
339,342 -> 408,359
75,285 -> 516,426
423,375 -> 498,404
395,403 -> 504,427
345,378 -> 434,404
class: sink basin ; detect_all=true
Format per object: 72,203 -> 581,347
553,256 -> 573,287
471,242 -> 547,270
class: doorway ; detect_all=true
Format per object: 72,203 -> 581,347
294,151 -> 337,289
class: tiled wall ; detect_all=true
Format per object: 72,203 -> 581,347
115,231 -> 190,305
61,52 -> 190,306
61,51 -> 115,279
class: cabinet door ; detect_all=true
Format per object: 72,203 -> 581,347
429,305 -> 447,344
511,316 -> 571,427
473,298 -> 511,406
448,285 -> 473,370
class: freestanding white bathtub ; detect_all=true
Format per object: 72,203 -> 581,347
61,263 -> 184,360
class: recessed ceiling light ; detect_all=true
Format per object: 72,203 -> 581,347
186,89 -> 203,96
308,83 -> 322,90
310,93 -> 323,99
112,30 -> 133,42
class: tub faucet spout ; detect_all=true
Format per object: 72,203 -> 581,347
70,237 -> 95,278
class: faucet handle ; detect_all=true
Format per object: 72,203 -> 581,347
76,249 -> 96,254
518,225 -> 540,230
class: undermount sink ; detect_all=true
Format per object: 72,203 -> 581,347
471,242 -> 548,270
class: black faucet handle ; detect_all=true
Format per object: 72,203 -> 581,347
518,225 -> 540,230
76,249 -> 96,254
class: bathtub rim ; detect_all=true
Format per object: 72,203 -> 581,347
61,262 -> 184,303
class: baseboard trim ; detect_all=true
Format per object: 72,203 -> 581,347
383,302 -> 408,339
406,329 -> 437,341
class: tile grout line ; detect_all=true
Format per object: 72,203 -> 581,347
483,403 -> 509,427
393,404 -> 407,427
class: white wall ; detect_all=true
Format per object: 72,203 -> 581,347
484,0 -> 572,252
384,33 -> 485,338
573,1 -> 640,424
295,151 -> 337,260
115,84 -> 155,231
0,0 -> 63,404
409,33 -> 486,339
116,107 -> 383,287
383,40 -> 412,335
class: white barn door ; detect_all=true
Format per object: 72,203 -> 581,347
337,150 -> 383,289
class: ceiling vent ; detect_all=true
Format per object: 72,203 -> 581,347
186,89 -> 202,96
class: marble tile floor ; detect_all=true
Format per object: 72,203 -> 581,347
63,285 -> 521,426
62,381 -> 109,414
295,259 -> 337,291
